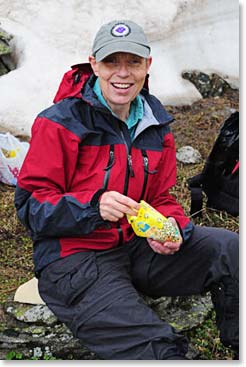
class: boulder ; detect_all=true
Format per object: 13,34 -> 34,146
182,71 -> 234,98
0,286 -> 213,360
0,27 -> 16,76
176,146 -> 202,164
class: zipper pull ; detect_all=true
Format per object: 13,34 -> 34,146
143,154 -> 158,174
104,149 -> 115,170
128,155 -> 135,177
143,156 -> 148,171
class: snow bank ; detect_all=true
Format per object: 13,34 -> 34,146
0,0 -> 239,136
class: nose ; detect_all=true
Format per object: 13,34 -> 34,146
117,62 -> 130,77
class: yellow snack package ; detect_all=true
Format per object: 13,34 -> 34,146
127,200 -> 180,243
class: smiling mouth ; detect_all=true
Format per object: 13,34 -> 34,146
111,83 -> 133,89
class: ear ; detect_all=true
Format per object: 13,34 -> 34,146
89,56 -> 99,76
146,57 -> 152,73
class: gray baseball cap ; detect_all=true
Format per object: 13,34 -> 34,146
92,20 -> 151,62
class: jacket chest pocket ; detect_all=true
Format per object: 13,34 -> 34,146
76,145 -> 115,189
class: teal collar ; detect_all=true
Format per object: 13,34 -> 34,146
93,78 -> 143,139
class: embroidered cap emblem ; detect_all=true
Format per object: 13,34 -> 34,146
111,23 -> 131,37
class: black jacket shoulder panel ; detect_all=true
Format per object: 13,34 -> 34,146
37,98 -> 95,140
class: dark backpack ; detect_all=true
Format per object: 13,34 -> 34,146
188,111 -> 239,217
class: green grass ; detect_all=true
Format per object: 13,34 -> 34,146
186,310 -> 233,360
0,184 -> 33,303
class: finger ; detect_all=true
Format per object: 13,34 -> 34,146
164,241 -> 181,251
168,217 -> 178,226
147,238 -> 180,255
112,202 -> 138,216
100,192 -> 140,216
111,192 -> 140,212
148,238 -> 178,250
167,217 -> 183,244
148,239 -> 171,255
153,245 -> 174,255
108,215 -> 121,222
99,206 -> 124,221
102,202 -> 137,218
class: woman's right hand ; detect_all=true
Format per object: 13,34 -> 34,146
99,191 -> 140,222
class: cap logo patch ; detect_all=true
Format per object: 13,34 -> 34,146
111,23 -> 131,37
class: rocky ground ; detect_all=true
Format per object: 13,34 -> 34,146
0,88 -> 239,360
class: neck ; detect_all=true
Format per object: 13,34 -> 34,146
106,100 -> 130,122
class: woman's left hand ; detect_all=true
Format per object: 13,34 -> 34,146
147,217 -> 183,255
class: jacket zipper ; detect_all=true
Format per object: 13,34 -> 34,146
140,149 -> 158,200
102,145 -> 115,190
140,150 -> 149,200
118,127 -> 133,245
120,129 -> 134,195
127,154 -> 135,178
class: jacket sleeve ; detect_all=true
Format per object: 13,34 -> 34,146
15,117 -> 105,239
147,131 -> 194,242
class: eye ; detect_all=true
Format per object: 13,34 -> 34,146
103,56 -> 118,64
128,57 -> 143,66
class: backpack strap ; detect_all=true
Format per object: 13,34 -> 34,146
187,173 -> 203,217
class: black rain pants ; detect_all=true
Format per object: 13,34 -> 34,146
38,225 -> 239,360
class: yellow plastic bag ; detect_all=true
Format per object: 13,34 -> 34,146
127,200 -> 180,243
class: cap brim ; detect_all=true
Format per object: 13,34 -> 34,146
95,41 -> 150,62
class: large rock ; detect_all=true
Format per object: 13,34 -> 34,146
0,27 -> 16,76
0,292 -> 213,360
176,146 -> 202,164
182,71 -> 234,98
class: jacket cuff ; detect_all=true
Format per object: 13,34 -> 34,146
90,189 -> 110,228
181,221 -> 195,242
91,188 -> 107,207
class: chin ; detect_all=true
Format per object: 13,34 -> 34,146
115,95 -> 134,103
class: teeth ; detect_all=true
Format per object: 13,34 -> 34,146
112,83 -> 131,89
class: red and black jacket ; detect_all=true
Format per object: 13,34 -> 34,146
15,63 -> 194,272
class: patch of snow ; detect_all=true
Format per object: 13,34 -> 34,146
0,0 -> 239,135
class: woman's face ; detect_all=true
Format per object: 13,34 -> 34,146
89,52 -> 152,115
